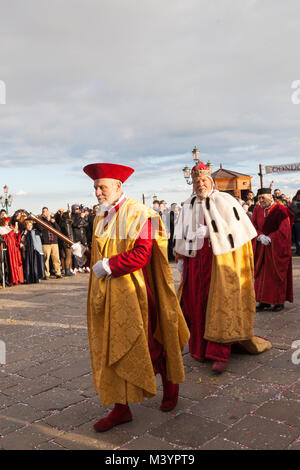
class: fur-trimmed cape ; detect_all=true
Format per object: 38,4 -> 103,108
174,191 -> 257,257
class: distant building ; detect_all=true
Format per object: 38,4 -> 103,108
212,164 -> 252,201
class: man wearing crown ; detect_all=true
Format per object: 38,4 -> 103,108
174,162 -> 271,373
78,163 -> 189,432
251,188 -> 294,312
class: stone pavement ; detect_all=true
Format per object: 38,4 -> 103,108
0,259 -> 299,450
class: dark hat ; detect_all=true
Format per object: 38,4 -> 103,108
257,188 -> 272,195
71,204 -> 80,212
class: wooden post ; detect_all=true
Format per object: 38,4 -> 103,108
142,193 -> 145,204
258,164 -> 264,188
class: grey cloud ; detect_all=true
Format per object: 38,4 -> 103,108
0,0 -> 299,181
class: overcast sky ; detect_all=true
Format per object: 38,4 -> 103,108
0,0 -> 300,213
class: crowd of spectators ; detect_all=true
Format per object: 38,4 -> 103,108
0,187 -> 299,289
0,204 -> 99,288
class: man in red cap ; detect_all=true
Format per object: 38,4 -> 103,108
251,188 -> 294,312
174,162 -> 271,373
81,163 -> 189,432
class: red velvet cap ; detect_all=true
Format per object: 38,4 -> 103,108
83,163 -> 134,182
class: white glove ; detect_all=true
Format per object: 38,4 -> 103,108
257,234 -> 271,245
71,242 -> 87,257
177,258 -> 184,277
71,242 -> 87,267
196,224 -> 209,239
92,259 -> 112,278
92,260 -> 107,278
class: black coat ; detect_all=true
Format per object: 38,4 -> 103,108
71,213 -> 89,245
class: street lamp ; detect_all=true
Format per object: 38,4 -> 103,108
192,146 -> 200,163
182,147 -> 213,185
0,185 -> 13,215
182,166 -> 193,185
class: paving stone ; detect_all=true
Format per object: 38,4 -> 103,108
287,440 -> 300,450
63,373 -> 94,392
50,358 -> 91,380
0,264 -> 299,450
223,415 -> 299,450
112,403 -> 175,436
224,358 -> 262,376
78,385 -> 98,398
267,350 -> 300,372
35,440 -> 67,450
176,369 -> 221,402
0,359 -> 36,375
0,423 -> 64,450
119,434 -> 180,450
190,396 -> 257,425
24,387 -> 84,411
0,403 -> 49,435
53,421 -> 132,450
42,399 -> 103,430
184,366 -> 238,387
150,413 -> 227,448
0,373 -> 21,390
2,375 -> 63,400
282,381 -> 300,400
0,392 -> 18,410
218,377 -> 282,404
247,365 -> 299,385
6,345 -> 50,364
199,436 -> 252,450
254,399 -> 300,428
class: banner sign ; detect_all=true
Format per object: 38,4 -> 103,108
265,162 -> 300,174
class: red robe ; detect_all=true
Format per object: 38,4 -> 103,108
251,203 -> 294,305
2,230 -> 24,285
180,238 -> 231,363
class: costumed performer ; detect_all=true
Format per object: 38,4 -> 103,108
174,161 -> 272,373
73,162 -> 189,432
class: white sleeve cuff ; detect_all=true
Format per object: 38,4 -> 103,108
102,258 -> 112,275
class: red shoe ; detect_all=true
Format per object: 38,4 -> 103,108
153,356 -> 180,412
160,383 -> 179,412
93,403 -> 132,432
212,361 -> 227,373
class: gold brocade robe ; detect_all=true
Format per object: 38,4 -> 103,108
177,241 -> 272,353
87,199 -> 189,407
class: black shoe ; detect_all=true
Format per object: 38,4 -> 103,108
55,275 -> 63,279
65,269 -> 74,277
272,304 -> 284,312
256,303 -> 271,312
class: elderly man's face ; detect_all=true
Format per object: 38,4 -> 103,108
94,178 -> 122,207
258,193 -> 273,208
193,176 -> 213,200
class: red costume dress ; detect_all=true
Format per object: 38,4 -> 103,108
180,238 -> 231,363
251,203 -> 294,305
0,228 -> 24,286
